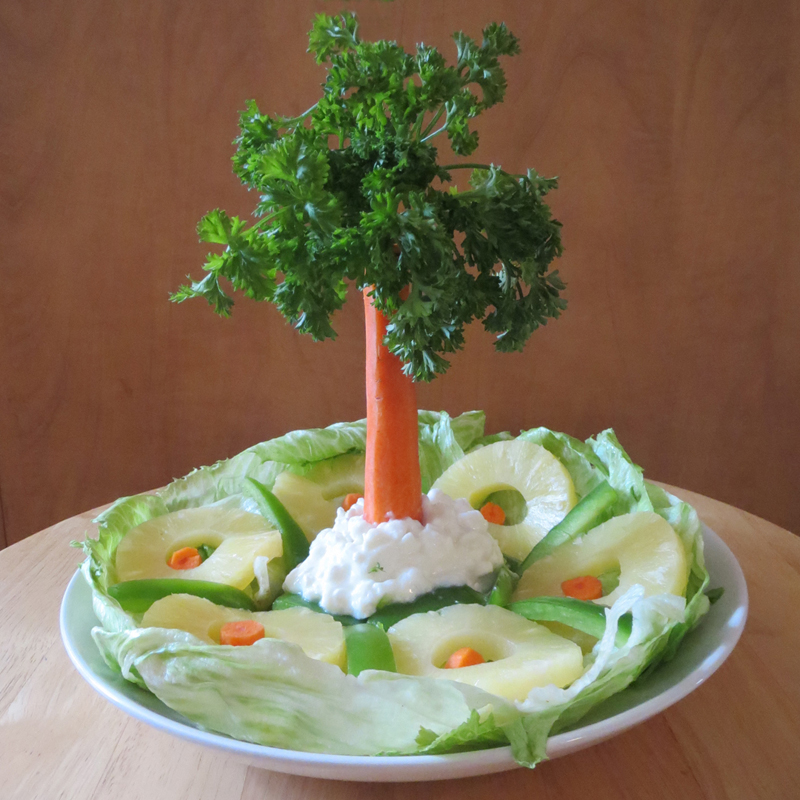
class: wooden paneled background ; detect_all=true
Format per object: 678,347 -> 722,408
1,0 -> 798,548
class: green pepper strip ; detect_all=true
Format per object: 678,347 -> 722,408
518,481 -> 618,574
344,624 -> 397,675
243,478 -> 310,571
371,585 -> 486,628
509,596 -> 632,647
270,594 -> 360,625
488,564 -> 518,607
596,565 -> 621,596
108,579 -> 256,614
272,585 -> 486,628
196,544 -> 216,562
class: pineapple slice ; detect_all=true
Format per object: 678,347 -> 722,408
115,500 -> 282,589
513,511 -> 689,606
303,453 -> 366,501
388,604 -> 583,702
271,471 -> 337,541
432,440 -> 577,561
141,594 -> 346,668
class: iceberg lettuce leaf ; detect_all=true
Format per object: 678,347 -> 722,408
412,709 -> 510,755
519,427 -> 606,497
418,411 -> 479,491
588,430 -> 653,515
93,626 -> 517,756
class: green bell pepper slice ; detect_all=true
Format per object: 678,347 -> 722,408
272,584 -> 486,628
344,624 -> 397,675
243,478 -> 310,571
518,481 -> 618,574
108,578 -> 256,614
488,564 -> 518,607
509,595 -> 632,647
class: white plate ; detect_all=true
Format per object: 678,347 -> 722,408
60,523 -> 747,782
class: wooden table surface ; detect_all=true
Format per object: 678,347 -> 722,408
1,485 -> 798,799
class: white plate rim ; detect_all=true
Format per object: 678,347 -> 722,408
60,522 -> 748,782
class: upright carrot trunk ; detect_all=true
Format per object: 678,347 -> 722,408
363,288 -> 423,524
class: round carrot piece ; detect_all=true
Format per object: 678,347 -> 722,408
561,575 -> 604,601
168,547 -> 202,570
219,620 -> 266,646
343,493 -> 363,512
480,501 -> 506,525
444,647 -> 486,669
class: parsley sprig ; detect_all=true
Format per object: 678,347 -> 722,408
174,12 -> 566,381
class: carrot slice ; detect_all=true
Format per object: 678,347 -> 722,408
363,288 -> 423,524
561,575 -> 604,601
219,620 -> 266,646
343,493 -> 363,512
480,501 -> 506,525
444,647 -> 486,669
168,547 -> 202,570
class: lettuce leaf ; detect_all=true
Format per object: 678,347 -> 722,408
519,427 -> 605,497
93,626 -> 515,756
419,411 -> 477,491
521,426 -> 653,515
588,430 -> 654,515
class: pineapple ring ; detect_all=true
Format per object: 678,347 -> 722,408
141,594 -> 346,668
513,511 -> 689,606
303,452 -> 366,502
388,604 -> 584,702
271,472 -> 338,541
432,440 -> 577,561
115,501 -> 282,590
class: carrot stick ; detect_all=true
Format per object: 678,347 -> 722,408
363,288 -> 422,524
444,647 -> 486,668
480,501 -> 506,525
561,575 -> 604,601
168,547 -> 202,570
219,620 -> 266,646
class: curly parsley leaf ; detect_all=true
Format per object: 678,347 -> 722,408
173,11 -> 565,381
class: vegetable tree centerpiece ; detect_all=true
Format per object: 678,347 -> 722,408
77,12 -> 712,769
174,11 -> 566,527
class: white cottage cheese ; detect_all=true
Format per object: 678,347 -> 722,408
283,488 -> 504,618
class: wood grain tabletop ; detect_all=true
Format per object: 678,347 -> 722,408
1,485 -> 798,799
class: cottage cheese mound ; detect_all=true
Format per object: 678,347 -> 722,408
283,488 -> 504,618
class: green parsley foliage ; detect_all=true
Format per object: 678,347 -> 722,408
173,11 -> 565,381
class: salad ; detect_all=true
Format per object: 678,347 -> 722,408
79,410 -> 711,767
78,11 -> 711,768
